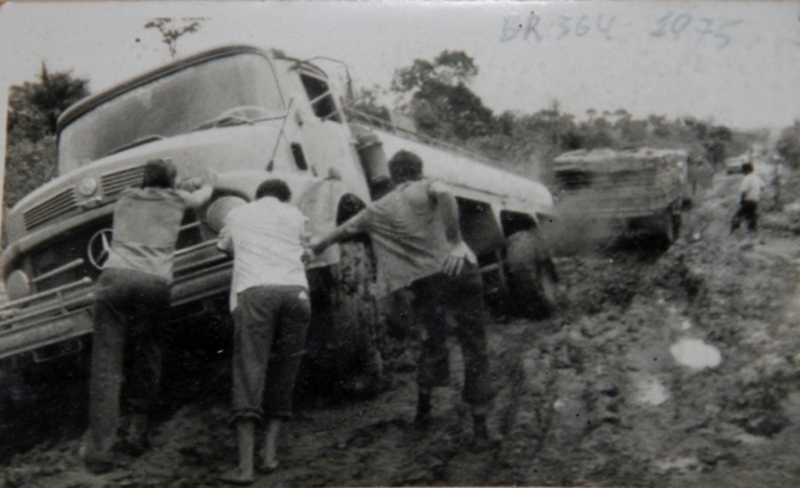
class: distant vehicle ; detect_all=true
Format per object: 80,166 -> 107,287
0,45 -> 557,403
552,147 -> 689,244
725,156 -> 749,175
725,154 -> 776,177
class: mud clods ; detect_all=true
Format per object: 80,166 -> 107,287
670,338 -> 722,370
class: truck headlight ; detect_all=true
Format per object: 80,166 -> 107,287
6,270 -> 31,301
77,177 -> 98,197
205,196 -> 247,233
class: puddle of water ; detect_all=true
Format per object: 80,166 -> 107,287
632,374 -> 669,406
734,433 -> 768,446
669,338 -> 722,370
655,456 -> 700,475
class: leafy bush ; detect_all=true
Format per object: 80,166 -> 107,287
777,121 -> 800,170
4,65 -> 89,210
4,135 -> 58,209
382,51 -> 752,181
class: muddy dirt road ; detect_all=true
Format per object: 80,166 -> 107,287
2,167 -> 800,488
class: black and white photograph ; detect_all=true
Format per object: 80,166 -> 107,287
1,1 -> 800,486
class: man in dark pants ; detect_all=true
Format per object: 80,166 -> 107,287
83,159 -> 213,473
731,162 -> 764,235
217,180 -> 311,485
312,150 -> 498,452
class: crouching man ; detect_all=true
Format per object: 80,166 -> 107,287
311,150 -> 499,452
217,180 -> 311,485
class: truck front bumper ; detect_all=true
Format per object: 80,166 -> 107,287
0,257 -> 234,364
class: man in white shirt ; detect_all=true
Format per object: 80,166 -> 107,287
217,179 -> 311,485
731,162 -> 765,234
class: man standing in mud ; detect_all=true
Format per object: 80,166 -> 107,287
730,162 -> 764,235
82,159 -> 213,474
311,150 -> 499,452
217,179 -> 311,485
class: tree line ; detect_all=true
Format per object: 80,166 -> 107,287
354,50 -> 772,181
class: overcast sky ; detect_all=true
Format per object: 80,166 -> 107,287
1,0 -> 799,139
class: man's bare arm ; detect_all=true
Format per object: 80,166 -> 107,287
217,225 -> 233,256
177,173 -> 216,208
310,213 -> 366,254
430,181 -> 463,244
300,223 -> 312,266
179,184 -> 214,208
430,181 -> 476,276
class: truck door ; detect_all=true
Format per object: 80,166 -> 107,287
297,71 -> 371,202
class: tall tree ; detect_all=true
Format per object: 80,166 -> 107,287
145,17 -> 204,58
7,64 -> 89,142
391,50 -> 493,141
5,66 -> 89,209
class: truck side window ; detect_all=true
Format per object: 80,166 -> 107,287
300,74 -> 341,123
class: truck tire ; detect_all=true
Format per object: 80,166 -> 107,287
304,240 -> 385,398
505,230 -> 558,320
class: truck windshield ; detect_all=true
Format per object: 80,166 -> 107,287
58,53 -> 284,173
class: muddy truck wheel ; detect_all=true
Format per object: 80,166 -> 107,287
303,240 -> 385,398
505,230 -> 558,320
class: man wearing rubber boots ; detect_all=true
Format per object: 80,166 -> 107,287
311,150 -> 499,452
217,179 -> 312,485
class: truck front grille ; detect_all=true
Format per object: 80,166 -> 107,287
23,188 -> 78,230
101,167 -> 144,196
29,211 -> 206,295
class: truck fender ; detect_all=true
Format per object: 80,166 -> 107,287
298,179 -> 366,269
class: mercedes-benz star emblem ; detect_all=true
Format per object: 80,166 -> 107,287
87,228 -> 114,270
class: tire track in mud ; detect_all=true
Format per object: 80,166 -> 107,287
487,243 -> 684,486
0,240 -> 706,487
507,195 -> 800,487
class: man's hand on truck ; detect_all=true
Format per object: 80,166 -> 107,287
443,241 -> 477,277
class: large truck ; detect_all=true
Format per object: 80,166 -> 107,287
0,45 -> 556,402
551,147 -> 689,245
